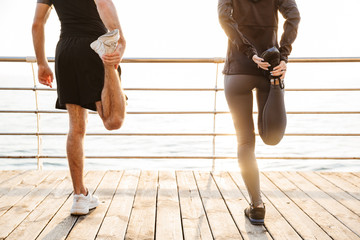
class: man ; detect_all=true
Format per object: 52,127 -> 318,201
32,0 -> 126,215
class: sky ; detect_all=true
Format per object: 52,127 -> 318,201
0,0 -> 359,171
0,0 -> 359,58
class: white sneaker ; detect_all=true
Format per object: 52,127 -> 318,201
90,29 -> 120,58
70,191 -> 100,215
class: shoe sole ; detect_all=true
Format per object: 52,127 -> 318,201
244,209 -> 265,225
249,217 -> 264,225
70,208 -> 89,216
89,201 -> 99,210
98,29 -> 119,40
90,30 -> 119,57
70,202 -> 99,215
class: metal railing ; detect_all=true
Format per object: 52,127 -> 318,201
1,56 -> 360,170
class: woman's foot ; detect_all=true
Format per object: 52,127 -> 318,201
244,203 -> 266,225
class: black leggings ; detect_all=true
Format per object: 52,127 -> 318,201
224,74 -> 286,205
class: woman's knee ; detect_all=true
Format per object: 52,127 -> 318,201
237,140 -> 255,159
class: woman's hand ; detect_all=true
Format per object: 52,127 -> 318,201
38,64 -> 54,88
252,55 -> 270,70
271,61 -> 287,80
102,38 -> 126,69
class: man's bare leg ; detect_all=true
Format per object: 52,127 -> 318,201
66,104 -> 88,195
96,65 -> 126,130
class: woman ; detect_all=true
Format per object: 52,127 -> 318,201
218,0 -> 300,225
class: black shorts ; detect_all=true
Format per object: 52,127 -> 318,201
55,36 -> 121,111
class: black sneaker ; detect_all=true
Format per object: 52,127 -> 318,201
244,204 -> 265,225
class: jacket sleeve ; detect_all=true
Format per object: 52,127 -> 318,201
218,0 -> 258,59
278,0 -> 301,62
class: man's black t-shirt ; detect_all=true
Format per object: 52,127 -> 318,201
37,0 -> 107,38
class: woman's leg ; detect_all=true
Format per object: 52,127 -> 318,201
257,81 -> 287,145
224,74 -> 263,207
256,78 -> 270,140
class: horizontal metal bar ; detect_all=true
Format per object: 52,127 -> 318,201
1,110 -> 360,115
1,56 -> 360,63
1,87 -> 360,92
0,155 -> 358,160
122,58 -> 226,63
0,87 -> 56,91
288,57 -> 360,63
0,133 -> 359,137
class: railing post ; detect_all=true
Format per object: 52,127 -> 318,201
212,62 -> 220,171
30,62 -> 43,170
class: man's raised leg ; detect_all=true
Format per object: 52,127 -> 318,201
96,65 -> 126,131
66,104 -> 88,195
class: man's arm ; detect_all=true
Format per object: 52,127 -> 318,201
32,3 -> 54,87
95,0 -> 126,66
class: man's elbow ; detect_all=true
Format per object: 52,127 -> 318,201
32,18 -> 46,30
32,21 -> 41,34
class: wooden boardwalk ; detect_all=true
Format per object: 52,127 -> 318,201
0,170 -> 359,240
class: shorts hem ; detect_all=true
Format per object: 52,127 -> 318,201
56,99 -> 100,112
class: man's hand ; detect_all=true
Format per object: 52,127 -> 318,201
271,61 -> 287,80
95,0 -> 125,69
38,64 -> 54,88
252,55 -> 270,70
102,39 -> 126,69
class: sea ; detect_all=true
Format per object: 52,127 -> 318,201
0,61 -> 359,171
0,0 -> 360,171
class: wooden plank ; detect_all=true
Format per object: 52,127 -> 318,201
0,170 -> 25,185
266,172 -> 360,240
282,171 -> 360,238
6,171 -> 72,240
194,171 -> 242,240
0,171 -> 31,197
0,170 -> 52,217
36,171 -> 105,240
351,172 -> 360,178
66,171 -> 123,240
335,172 -> 360,186
0,171 -> 66,239
318,172 -> 360,201
229,172 -> 302,240
212,171 -> 272,240
125,170 -> 158,240
96,170 -> 140,240
155,171 -> 183,240
257,172 -> 331,239
176,171 -> 213,240
299,172 -> 360,216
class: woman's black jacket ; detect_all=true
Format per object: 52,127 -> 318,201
218,0 -> 300,75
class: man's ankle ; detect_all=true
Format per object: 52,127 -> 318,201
74,187 -> 87,196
